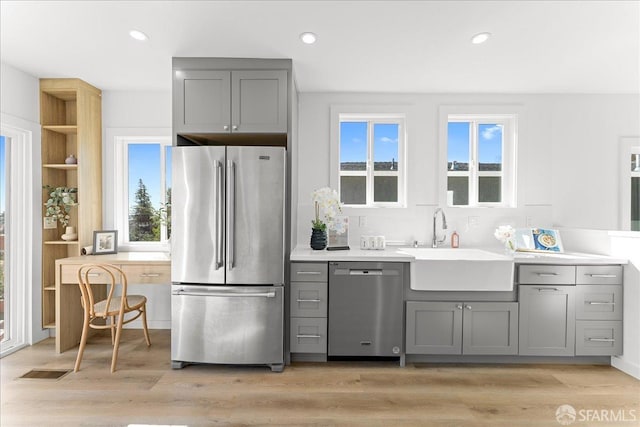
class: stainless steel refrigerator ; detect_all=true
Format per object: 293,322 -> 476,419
170,145 -> 285,372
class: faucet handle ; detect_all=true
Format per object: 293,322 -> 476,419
413,240 -> 419,248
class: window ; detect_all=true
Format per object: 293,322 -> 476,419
111,134 -> 172,250
620,137 -> 640,231
443,113 -> 517,207
337,114 -> 405,207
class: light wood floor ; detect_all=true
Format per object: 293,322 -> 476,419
1,330 -> 638,427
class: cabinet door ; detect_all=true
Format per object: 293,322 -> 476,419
406,302 -> 462,355
231,70 -> 287,133
462,302 -> 519,355
173,70 -> 231,133
518,285 -> 575,356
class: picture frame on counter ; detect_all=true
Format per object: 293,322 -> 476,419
93,230 -> 118,255
515,227 -> 564,253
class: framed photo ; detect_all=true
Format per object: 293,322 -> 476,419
327,215 -> 350,250
514,228 -> 564,253
43,217 -> 57,229
93,230 -> 118,255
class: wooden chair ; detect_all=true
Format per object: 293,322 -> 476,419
74,263 -> 151,373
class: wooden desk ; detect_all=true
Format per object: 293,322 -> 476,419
55,252 -> 171,353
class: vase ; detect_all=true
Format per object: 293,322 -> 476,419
504,240 -> 515,255
61,226 -> 78,241
310,228 -> 327,250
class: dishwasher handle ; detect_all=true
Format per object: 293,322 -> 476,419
349,269 -> 383,275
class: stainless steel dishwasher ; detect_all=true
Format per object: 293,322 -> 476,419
328,261 -> 404,357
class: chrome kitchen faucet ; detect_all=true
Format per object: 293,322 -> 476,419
432,207 -> 448,248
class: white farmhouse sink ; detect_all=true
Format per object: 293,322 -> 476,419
396,248 -> 514,291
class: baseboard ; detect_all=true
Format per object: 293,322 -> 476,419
611,356 -> 640,379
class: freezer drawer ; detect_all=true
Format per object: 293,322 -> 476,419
171,285 -> 284,369
328,262 -> 404,357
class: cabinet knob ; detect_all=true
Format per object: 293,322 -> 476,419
456,304 -> 463,310
465,305 -> 472,310
223,125 -> 229,131
232,125 -> 238,131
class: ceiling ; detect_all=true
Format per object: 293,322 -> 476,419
1,1 -> 639,94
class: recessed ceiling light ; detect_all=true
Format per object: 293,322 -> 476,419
471,32 -> 491,44
129,29 -> 148,41
300,32 -> 317,44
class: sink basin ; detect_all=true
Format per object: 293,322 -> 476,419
396,248 -> 514,291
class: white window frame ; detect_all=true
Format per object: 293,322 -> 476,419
1,117 -> 40,357
330,107 -> 407,208
105,128 -> 171,252
619,136 -> 640,231
439,107 -> 519,208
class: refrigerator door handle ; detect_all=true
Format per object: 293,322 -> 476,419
227,160 -> 236,270
215,160 -> 223,269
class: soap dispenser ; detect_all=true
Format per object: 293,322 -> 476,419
451,230 -> 460,248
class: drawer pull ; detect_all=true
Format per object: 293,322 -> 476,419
536,272 -> 559,277
587,301 -> 615,305
587,338 -> 615,343
297,299 -> 321,303
360,341 -> 372,346
140,273 -> 161,277
585,274 -> 617,278
296,334 -> 321,339
296,271 -> 322,275
535,287 -> 559,292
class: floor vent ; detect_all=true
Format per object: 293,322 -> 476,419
19,369 -> 71,380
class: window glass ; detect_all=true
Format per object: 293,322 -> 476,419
373,123 -> 399,171
479,176 -> 502,203
448,176 -> 469,206
447,122 -> 470,171
340,122 -> 367,171
478,123 -> 503,172
374,176 -> 398,202
127,143 -> 171,242
340,176 -> 366,205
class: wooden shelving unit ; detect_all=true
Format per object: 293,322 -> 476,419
40,78 -> 102,329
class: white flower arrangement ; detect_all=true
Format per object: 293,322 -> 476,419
311,187 -> 341,231
494,225 -> 515,251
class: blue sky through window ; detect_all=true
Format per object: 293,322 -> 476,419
448,122 -> 502,165
340,121 -> 399,164
128,143 -> 171,211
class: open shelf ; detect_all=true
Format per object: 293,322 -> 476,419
43,285 -> 56,291
44,240 -> 80,245
43,323 -> 56,329
43,125 -> 77,135
43,164 -> 78,170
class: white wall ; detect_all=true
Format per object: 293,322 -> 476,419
551,96 -> 640,230
295,93 -> 637,249
102,90 -> 172,329
0,62 -> 47,345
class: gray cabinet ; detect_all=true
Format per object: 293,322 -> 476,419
174,69 -> 287,134
290,262 -> 328,355
518,285 -> 576,356
575,283 -> 623,356
406,301 -> 518,355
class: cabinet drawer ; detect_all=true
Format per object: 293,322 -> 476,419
121,264 -> 171,284
291,262 -> 328,282
576,266 -> 623,285
61,264 -> 115,285
576,321 -> 622,356
576,285 -> 622,320
290,317 -> 327,353
518,265 -> 575,285
290,282 -> 327,317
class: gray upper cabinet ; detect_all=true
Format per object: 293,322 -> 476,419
519,285 -> 576,356
406,301 -> 518,355
174,70 -> 231,134
174,68 -> 287,134
231,70 -> 287,133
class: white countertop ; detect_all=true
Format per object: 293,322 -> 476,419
291,246 -> 628,265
